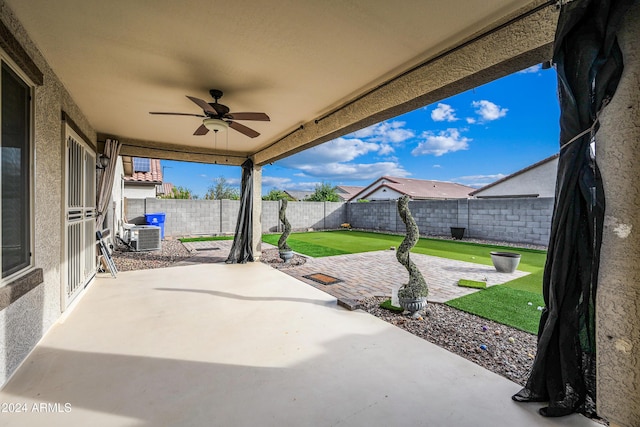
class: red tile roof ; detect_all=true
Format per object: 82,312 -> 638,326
156,182 -> 174,195
336,185 -> 364,200
123,158 -> 163,184
351,176 -> 473,200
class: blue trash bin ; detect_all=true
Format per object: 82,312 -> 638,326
145,213 -> 166,239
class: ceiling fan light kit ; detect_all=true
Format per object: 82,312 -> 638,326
149,89 -> 269,138
203,118 -> 228,132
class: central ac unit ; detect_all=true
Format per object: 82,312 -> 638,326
129,225 -> 161,251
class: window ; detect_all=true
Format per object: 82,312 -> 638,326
1,59 -> 33,278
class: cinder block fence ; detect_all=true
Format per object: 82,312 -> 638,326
124,197 -> 554,246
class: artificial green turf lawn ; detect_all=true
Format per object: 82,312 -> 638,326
379,299 -> 404,313
264,229 -> 545,267
446,287 -> 545,334
179,236 -> 234,242
458,279 -> 487,289
263,230 -> 547,332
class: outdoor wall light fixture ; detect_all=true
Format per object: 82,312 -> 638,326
203,118 -> 229,133
96,153 -> 110,169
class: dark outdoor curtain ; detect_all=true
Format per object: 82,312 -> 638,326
226,159 -> 254,264
96,138 -> 121,230
512,0 -> 634,418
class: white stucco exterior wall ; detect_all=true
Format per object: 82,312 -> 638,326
123,184 -> 157,200
0,0 -> 96,384
474,157 -> 558,198
110,157 -> 125,237
365,187 -> 404,200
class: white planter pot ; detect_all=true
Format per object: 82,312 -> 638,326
490,252 -> 521,273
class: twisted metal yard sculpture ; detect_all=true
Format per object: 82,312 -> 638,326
278,199 -> 293,262
396,195 -> 428,301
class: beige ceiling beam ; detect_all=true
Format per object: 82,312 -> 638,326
97,134 -> 248,166
253,2 -> 558,166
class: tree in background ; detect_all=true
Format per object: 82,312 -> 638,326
160,185 -> 197,199
305,182 -> 340,202
262,189 -> 294,201
205,176 -> 240,200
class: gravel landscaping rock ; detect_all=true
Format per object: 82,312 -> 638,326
111,239 -> 193,271
359,296 -> 537,386
260,248 -> 307,269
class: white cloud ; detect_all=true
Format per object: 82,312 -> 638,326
454,173 -> 507,188
378,144 -> 395,155
465,117 -> 476,124
352,121 -> 415,144
262,176 -> 292,188
383,155 -> 399,163
295,161 -> 409,181
276,119 -> 417,183
519,64 -> 541,74
431,103 -> 458,122
282,137 -> 379,165
288,181 -> 323,192
432,164 -> 442,168
411,128 -> 471,157
472,100 -> 508,121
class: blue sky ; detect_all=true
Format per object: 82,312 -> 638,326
162,64 -> 560,198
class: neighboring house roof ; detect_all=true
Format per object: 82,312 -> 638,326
122,157 -> 163,184
336,185 -> 364,201
285,190 -> 314,201
156,182 -> 174,196
351,176 -> 473,201
470,153 -> 559,198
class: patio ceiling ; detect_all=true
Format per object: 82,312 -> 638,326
6,0 -> 555,166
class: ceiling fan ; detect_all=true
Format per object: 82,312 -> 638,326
149,89 -> 270,138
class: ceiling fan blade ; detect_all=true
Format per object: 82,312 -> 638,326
211,103 -> 230,116
149,112 -> 205,117
193,124 -> 209,136
186,96 -> 217,114
227,112 -> 270,121
229,121 -> 260,138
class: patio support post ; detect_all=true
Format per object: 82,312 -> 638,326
251,162 -> 262,261
596,3 -> 640,426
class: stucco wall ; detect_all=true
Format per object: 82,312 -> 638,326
596,3 -> 640,425
474,158 -> 558,198
123,183 -> 156,200
364,187 -> 404,201
108,157 -> 125,237
0,0 -> 96,384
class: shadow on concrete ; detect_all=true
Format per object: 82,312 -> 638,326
155,287 -> 337,307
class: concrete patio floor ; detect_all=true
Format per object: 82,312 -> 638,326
0,262 -> 597,427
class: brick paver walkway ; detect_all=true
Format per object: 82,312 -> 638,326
180,241 -> 529,305
283,250 -> 528,304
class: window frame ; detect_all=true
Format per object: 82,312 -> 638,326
0,48 -> 35,284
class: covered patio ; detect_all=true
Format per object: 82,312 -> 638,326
1,0 -> 638,425
0,263 -> 597,426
